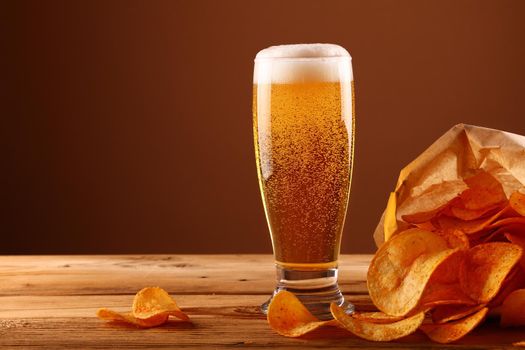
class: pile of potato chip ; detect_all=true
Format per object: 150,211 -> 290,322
97,287 -> 190,327
267,171 -> 525,344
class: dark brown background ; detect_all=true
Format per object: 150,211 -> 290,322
2,0 -> 524,254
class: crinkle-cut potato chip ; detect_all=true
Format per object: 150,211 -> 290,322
420,307 -> 488,344
330,303 -> 425,342
97,287 -> 189,328
267,291 -> 334,337
461,171 -> 507,210
133,287 -> 189,321
97,308 -> 169,328
510,191 -> 525,216
367,228 -> 458,316
350,311 -> 404,324
431,304 -> 486,324
500,289 -> 525,327
459,242 -> 522,303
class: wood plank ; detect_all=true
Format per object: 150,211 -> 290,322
2,255 -> 522,349
1,312 -> 523,348
0,295 -> 523,349
0,294 -> 375,318
0,254 -> 371,296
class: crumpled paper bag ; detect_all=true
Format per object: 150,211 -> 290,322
374,123 -> 525,247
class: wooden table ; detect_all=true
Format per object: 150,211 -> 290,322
1,254 -> 524,349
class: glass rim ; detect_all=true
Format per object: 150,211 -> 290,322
253,56 -> 352,63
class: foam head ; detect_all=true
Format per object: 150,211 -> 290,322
254,44 -> 352,84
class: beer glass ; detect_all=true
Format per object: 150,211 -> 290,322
253,44 -> 355,319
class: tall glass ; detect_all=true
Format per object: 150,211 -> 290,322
253,44 -> 355,319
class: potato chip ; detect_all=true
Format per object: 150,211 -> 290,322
489,267 -> 525,308
437,230 -> 469,250
402,204 -> 448,224
420,307 -> 488,343
488,217 -> 525,231
416,250 -> 475,309
414,221 -> 437,232
500,289 -> 525,327
97,308 -> 134,324
461,171 -> 507,210
97,286 -> 189,328
350,311 -> 404,324
510,191 -> 525,216
459,242 -> 522,303
515,341 -> 525,347
436,206 -> 510,235
450,203 -> 504,221
505,232 -> 525,246
431,304 -> 486,324
478,221 -> 525,246
266,291 -> 333,337
330,303 -> 425,342
367,228 -> 458,316
419,282 -> 475,308
505,233 -> 525,270
470,218 -> 525,245
398,180 -> 467,224
480,225 -> 514,243
501,224 -> 525,236
133,287 -> 189,321
97,308 -> 168,328
426,249 -> 465,285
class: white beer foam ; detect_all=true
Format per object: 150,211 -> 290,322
254,44 -> 352,84
255,43 -> 350,59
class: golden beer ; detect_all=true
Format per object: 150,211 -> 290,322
253,44 -> 354,318
253,82 -> 354,268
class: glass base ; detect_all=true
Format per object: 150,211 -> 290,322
260,264 -> 354,320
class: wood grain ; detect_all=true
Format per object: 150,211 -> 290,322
0,255 -> 523,349
0,254 -> 370,296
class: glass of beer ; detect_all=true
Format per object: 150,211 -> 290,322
253,44 -> 355,319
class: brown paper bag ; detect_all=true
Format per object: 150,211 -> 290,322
374,123 -> 525,247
